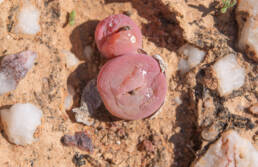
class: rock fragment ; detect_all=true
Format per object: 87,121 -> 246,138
178,44 -> 206,74
213,54 -> 245,96
236,0 -> 258,62
0,103 -> 43,145
72,79 -> 102,126
63,50 -> 80,67
15,3 -> 40,35
173,96 -> 182,105
72,103 -> 95,126
0,50 -> 37,95
192,130 -> 258,167
61,131 -> 93,152
80,79 -> 102,115
201,124 -> 220,141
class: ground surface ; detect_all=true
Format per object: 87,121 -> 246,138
0,0 -> 257,167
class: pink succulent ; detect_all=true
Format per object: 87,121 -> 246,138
95,14 -> 142,59
97,53 -> 167,120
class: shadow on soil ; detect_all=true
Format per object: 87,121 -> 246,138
68,20 -> 118,123
105,0 -> 185,52
70,20 -> 99,60
169,90 -> 202,167
187,1 -> 238,49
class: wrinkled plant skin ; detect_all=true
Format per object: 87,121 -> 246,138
97,53 -> 167,120
95,14 -> 142,59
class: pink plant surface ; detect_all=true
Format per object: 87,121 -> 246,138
97,53 -> 167,120
95,14 -> 142,59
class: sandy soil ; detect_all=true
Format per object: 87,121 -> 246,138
0,0 -> 257,167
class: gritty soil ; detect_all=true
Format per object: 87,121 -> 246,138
0,0 -> 257,167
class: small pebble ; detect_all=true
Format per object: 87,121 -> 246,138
0,50 -> 37,95
72,79 -> 102,126
174,96 -> 182,105
15,2 -> 40,34
62,131 -> 93,152
80,79 -> 102,115
1,103 -> 42,145
72,103 -> 95,126
178,44 -> 206,74
213,54 -> 245,96
64,85 -> 75,110
63,50 -> 80,67
201,124 -> 220,141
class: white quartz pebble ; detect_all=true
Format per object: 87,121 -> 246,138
15,3 -> 40,35
0,72 -> 16,95
213,54 -> 245,96
237,0 -> 258,62
64,85 -> 75,110
178,59 -> 190,74
178,44 -> 206,74
1,103 -> 43,145
174,96 -> 182,105
192,130 -> 258,167
63,50 -> 80,67
0,50 -> 37,95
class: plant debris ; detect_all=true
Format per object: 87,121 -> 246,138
220,0 -> 236,13
69,10 -> 76,26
